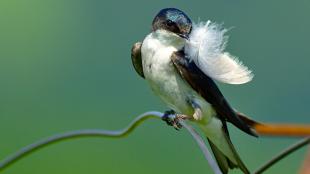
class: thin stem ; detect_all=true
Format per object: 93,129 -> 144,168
254,137 -> 310,174
0,111 -> 219,174
0,111 -> 163,171
180,120 -> 222,174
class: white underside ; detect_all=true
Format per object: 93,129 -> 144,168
141,30 -> 238,164
141,30 -> 210,118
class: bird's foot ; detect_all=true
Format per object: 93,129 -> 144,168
162,110 -> 189,130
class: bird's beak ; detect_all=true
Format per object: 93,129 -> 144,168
178,33 -> 189,40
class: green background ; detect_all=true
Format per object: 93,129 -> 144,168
0,0 -> 309,173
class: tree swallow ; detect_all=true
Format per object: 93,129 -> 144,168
131,8 -> 256,174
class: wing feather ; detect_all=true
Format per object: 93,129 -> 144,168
131,42 -> 145,78
171,50 -> 257,137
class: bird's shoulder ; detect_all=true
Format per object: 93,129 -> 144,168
131,42 -> 144,78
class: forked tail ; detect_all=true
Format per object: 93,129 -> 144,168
207,136 -> 249,174
199,117 -> 250,174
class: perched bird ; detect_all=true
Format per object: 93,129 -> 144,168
131,8 -> 256,174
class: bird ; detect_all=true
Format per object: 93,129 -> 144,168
131,8 -> 257,174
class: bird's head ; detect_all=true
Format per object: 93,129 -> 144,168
152,8 -> 192,39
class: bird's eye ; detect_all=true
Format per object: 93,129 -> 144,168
166,20 -> 174,27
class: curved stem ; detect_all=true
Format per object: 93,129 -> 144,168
0,111 -> 163,171
180,120 -> 222,174
1,110 -> 309,174
0,111 -> 219,174
254,137 -> 310,174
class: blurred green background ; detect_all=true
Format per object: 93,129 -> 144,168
0,0 -> 309,173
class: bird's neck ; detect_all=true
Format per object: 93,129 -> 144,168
153,29 -> 186,50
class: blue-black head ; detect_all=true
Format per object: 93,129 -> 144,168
152,8 -> 192,39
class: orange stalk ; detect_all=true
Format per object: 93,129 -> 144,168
253,123 -> 310,137
236,112 -> 310,137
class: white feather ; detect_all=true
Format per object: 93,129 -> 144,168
184,21 -> 253,84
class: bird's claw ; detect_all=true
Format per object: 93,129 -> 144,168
162,110 -> 188,130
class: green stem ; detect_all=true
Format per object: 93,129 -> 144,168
0,111 -> 163,171
180,120 -> 222,174
0,111 -> 219,174
254,137 -> 310,174
1,111 -> 308,174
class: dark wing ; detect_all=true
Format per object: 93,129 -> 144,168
131,42 -> 144,78
171,50 -> 257,137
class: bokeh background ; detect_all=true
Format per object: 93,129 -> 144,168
0,0 -> 309,174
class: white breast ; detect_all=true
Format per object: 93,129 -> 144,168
141,30 -> 209,116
